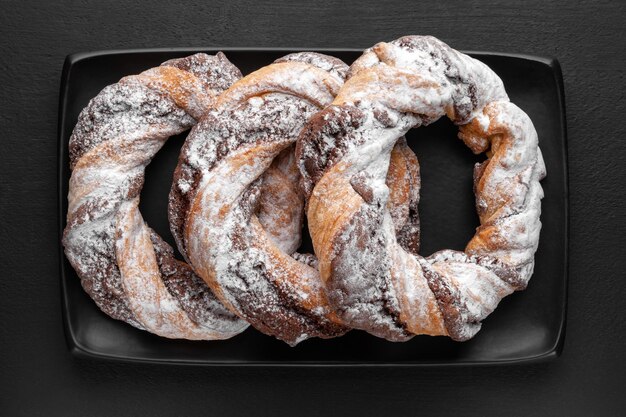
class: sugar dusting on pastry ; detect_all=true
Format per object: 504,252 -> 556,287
298,35 -> 546,341
63,53 -> 249,339
175,55 -> 352,345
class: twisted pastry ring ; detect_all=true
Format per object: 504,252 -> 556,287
170,53 -> 423,345
298,36 -> 546,341
63,53 -> 252,339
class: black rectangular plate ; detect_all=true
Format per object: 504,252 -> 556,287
58,48 -> 568,366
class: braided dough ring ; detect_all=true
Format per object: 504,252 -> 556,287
63,53 -> 256,340
298,36 -> 546,341
170,53 -> 422,345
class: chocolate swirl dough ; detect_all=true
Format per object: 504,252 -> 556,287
170,53 -> 423,345
63,53 -> 254,339
297,36 -> 546,341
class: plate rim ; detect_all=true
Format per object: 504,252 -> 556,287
57,47 -> 569,367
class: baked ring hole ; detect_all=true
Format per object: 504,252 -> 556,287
407,117 -> 485,256
139,130 -> 189,260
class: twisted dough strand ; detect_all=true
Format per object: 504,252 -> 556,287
298,36 -> 546,341
63,53 -> 249,339
171,54 -> 349,345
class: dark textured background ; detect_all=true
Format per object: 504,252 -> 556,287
1,0 -> 625,415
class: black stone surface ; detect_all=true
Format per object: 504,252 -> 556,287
1,1 -> 624,415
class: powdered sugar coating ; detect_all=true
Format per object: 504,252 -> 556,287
162,52 -> 242,94
298,36 -> 546,341
275,52 -> 349,81
175,54 -> 351,345
63,53 -> 249,339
